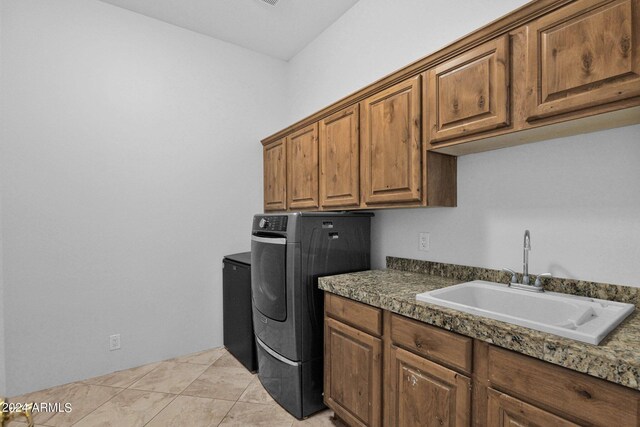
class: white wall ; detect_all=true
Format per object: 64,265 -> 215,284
0,0 -> 6,398
287,0 -> 640,287
0,0 -> 287,396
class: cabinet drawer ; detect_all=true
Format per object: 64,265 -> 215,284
487,345 -> 640,426
390,314 -> 472,374
325,293 -> 382,337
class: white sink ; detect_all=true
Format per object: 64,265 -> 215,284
416,280 -> 635,345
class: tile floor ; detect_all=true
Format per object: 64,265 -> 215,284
6,347 -> 344,427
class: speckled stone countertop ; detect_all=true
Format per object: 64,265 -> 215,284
318,258 -> 640,391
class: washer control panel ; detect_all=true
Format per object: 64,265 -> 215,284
255,215 -> 287,232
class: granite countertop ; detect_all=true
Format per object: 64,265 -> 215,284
319,265 -> 640,392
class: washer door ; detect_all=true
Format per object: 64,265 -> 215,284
251,235 -> 287,321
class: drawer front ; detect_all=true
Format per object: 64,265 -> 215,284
325,293 -> 382,337
390,314 -> 472,374
487,346 -> 640,426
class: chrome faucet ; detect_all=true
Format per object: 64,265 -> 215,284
502,229 -> 551,292
523,230 -> 531,285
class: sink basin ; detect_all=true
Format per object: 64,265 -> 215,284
416,280 -> 635,344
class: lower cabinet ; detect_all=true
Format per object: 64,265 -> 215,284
323,292 -> 640,427
387,346 -> 470,427
486,389 -> 578,427
324,297 -> 383,427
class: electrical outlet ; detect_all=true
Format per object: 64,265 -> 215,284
419,232 -> 430,251
109,334 -> 121,351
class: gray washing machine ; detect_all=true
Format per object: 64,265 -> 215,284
250,212 -> 372,419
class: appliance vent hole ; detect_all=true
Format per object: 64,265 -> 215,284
261,0 -> 279,5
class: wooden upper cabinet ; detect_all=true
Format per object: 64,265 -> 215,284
486,389 -> 579,427
263,138 -> 286,212
427,35 -> 510,144
387,346 -> 470,427
526,0 -> 640,121
287,123 -> 319,210
361,76 -> 422,205
319,105 -> 360,208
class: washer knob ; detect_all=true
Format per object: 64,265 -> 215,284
259,218 -> 269,229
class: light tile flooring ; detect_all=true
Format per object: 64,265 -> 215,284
7,348 -> 344,427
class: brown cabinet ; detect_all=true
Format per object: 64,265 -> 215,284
390,313 -> 472,374
486,389 -> 579,427
526,0 -> 640,121
427,35 -> 510,144
287,123 -> 319,210
387,346 -> 471,427
324,295 -> 382,427
262,0 -> 640,209
361,76 -> 422,205
483,344 -> 640,426
263,138 -> 287,212
324,293 -> 640,427
319,105 -> 360,209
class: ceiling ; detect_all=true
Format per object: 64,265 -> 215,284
98,0 -> 359,61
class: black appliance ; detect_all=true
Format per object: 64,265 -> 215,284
251,212 -> 372,419
223,252 -> 257,372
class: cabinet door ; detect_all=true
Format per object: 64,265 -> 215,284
319,105 -> 360,208
486,389 -> 579,427
526,0 -> 640,120
287,123 -> 319,210
263,138 -> 287,212
387,345 -> 470,427
361,76 -> 422,205
427,35 -> 510,144
324,317 -> 382,427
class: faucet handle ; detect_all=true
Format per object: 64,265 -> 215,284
502,268 -> 518,284
534,273 -> 552,287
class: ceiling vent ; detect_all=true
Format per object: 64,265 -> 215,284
260,0 -> 279,5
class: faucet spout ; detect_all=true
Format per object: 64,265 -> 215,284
523,230 -> 531,285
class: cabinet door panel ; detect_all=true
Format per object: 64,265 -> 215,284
486,389 -> 579,427
319,105 -> 360,208
487,345 -> 640,426
526,0 -> 640,120
324,318 -> 382,427
388,346 -> 470,427
263,138 -> 286,211
287,123 -> 319,209
361,76 -> 422,205
428,35 -> 510,143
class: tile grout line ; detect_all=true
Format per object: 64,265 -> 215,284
142,355 -> 226,427
13,349 -> 235,426
139,391 -> 181,427
216,375 -> 268,426
70,355 -> 205,427
68,385 -> 127,426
